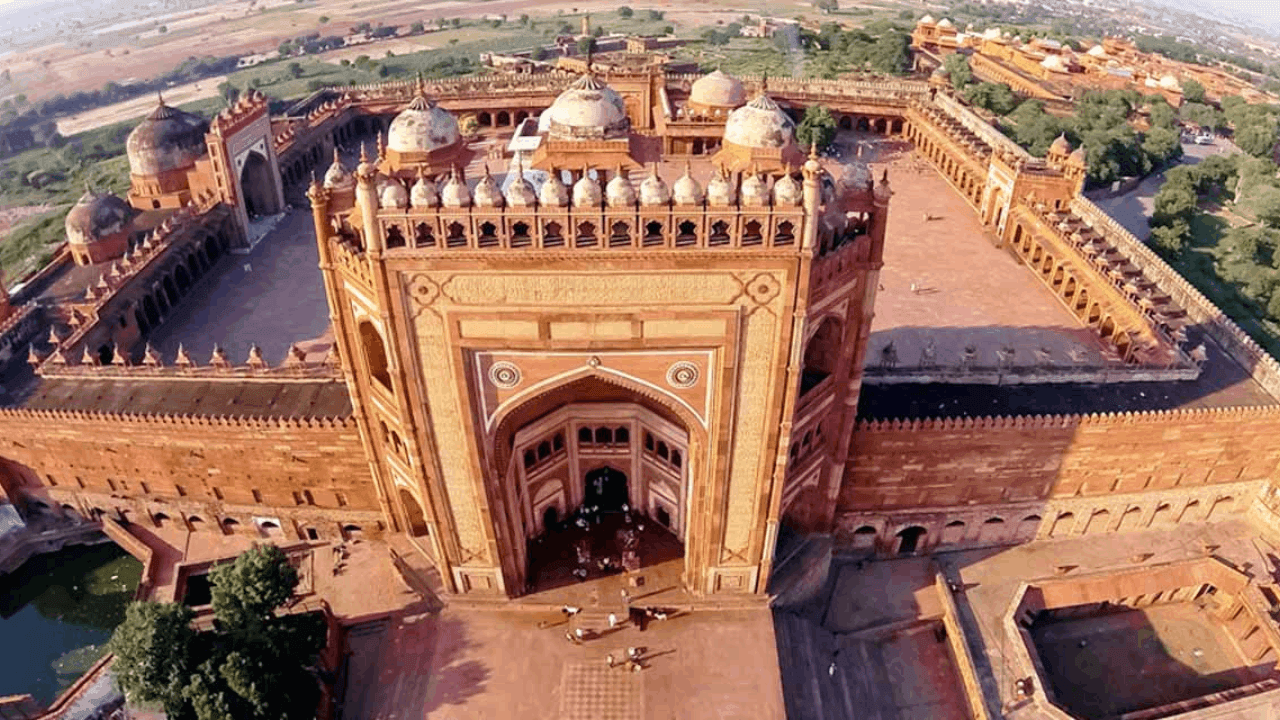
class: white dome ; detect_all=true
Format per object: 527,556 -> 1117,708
440,170 -> 470,208
606,168 -> 636,207
1087,44 -> 1107,57
690,70 -> 746,109
572,172 -> 602,208
539,171 -> 569,207
504,169 -> 536,207
545,74 -> 630,141
1160,74 -> 1181,90
410,173 -> 438,207
920,14 -> 936,24
672,164 -> 704,205
707,168 -> 736,206
323,149 -> 354,191
724,94 -> 796,150
473,166 -> 504,208
773,173 -> 801,206
387,93 -> 461,154
937,18 -> 953,28
1041,55 -> 1066,71
380,180 -> 408,209
741,172 -> 768,207
983,27 -> 1002,40
1144,77 -> 1160,88
639,167 -> 669,206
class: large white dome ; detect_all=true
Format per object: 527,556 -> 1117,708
690,70 -> 746,109
545,74 -> 630,141
387,93 -> 461,154
723,94 -> 796,150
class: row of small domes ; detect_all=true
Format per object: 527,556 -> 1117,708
369,165 -> 804,210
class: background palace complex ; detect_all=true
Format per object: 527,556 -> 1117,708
2,33 -> 1280,720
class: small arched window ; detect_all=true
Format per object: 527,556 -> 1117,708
656,441 -> 669,460
537,441 -> 551,460
595,427 -> 613,444
644,432 -> 655,451
359,321 -> 393,392
614,427 -> 630,444
552,433 -> 564,452
579,427 -> 593,445
671,449 -> 682,468
523,449 -> 536,469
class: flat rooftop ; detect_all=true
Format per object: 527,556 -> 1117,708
20,376 -> 351,418
145,207 -> 331,368
847,133 -> 1279,418
858,136 -> 1112,372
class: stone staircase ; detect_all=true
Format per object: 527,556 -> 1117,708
768,532 -> 833,609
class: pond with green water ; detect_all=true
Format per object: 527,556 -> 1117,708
0,542 -> 142,705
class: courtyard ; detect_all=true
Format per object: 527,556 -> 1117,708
1032,603 -> 1267,719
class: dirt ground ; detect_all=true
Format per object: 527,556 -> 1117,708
5,0 -> 775,110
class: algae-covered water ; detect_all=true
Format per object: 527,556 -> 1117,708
0,543 -> 142,705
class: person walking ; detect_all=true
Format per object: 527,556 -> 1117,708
606,654 -> 616,668
608,612 -> 618,629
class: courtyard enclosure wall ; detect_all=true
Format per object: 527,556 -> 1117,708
838,408 -> 1278,553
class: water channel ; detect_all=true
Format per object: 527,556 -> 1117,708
0,542 -> 142,705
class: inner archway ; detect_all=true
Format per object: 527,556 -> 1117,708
239,151 -> 281,218
584,466 -> 629,512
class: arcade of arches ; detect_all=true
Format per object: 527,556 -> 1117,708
240,151 -> 281,218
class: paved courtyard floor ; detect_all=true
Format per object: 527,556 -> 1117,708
342,605 -> 785,720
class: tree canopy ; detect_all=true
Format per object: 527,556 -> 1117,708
796,105 -> 837,152
108,545 -> 323,720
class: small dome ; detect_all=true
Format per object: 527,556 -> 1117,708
690,70 -> 746,109
983,27 -> 1002,40
640,167 -> 670,206
126,97 -> 209,176
920,14 -> 936,24
724,94 -> 796,150
545,74 -> 630,141
66,191 -> 133,246
572,171 -> 602,208
1050,134 -> 1071,155
387,91 -> 461,154
323,149 -> 354,191
773,173 -> 801,206
440,170 -> 471,208
410,172 -> 438,207
1160,74 -> 1180,90
937,18 -> 953,28
707,167 -> 736,206
606,167 -> 636,207
540,170 -> 569,207
1041,54 -> 1066,71
1068,147 -> 1087,166
741,172 -> 768,207
504,167 -> 537,207
380,180 -> 408,209
1087,43 -> 1107,57
672,164 -> 703,205
473,166 -> 504,208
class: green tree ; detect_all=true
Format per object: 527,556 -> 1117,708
964,82 -> 1019,115
943,53 -> 972,90
278,40 -> 294,56
157,25 -> 167,33
646,9 -> 664,20
108,602 -> 196,715
1256,186 -> 1280,229
1181,78 -> 1205,104
813,0 -> 838,13
1150,219 -> 1189,256
1142,126 -> 1183,167
578,36 -> 596,55
209,545 -> 298,633
1235,116 -> 1278,157
796,104 -> 837,152
868,31 -> 910,74
617,6 -> 633,18
319,15 -> 330,23
287,62 -> 304,78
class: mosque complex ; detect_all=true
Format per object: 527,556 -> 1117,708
2,32 -> 1280,720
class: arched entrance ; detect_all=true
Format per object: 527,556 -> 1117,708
493,373 -> 698,596
239,151 -> 281,218
896,526 -> 926,555
399,488 -> 429,537
584,466 -> 629,512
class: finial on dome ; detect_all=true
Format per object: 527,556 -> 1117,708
157,91 -> 165,106
359,142 -> 370,164
376,131 -> 386,159
809,141 -> 819,160
415,71 -> 427,96
333,147 -> 342,165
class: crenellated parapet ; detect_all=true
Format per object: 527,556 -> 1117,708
35,339 -> 341,380
0,405 -> 355,428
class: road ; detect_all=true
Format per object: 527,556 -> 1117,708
1088,138 -> 1240,240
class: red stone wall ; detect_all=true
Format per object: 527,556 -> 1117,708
0,410 -> 379,528
840,408 -> 1280,513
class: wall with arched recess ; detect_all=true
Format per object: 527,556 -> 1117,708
835,407 -> 1280,551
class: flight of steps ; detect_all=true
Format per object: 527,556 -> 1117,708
768,532 -> 833,609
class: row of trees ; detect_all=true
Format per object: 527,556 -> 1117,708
803,21 -> 912,76
108,546 -> 326,720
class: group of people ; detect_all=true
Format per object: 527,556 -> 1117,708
559,603 -> 673,672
